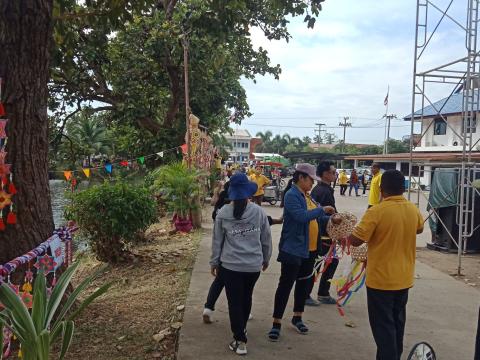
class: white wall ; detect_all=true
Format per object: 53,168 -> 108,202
418,114 -> 480,151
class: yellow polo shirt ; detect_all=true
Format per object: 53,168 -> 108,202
352,195 -> 424,290
338,173 -> 348,185
306,194 -> 319,251
249,174 -> 271,196
368,173 -> 382,206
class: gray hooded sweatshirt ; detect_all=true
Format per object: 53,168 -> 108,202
210,202 -> 272,273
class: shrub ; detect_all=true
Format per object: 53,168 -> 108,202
66,182 -> 157,263
150,162 -> 204,219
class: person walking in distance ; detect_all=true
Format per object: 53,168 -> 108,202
306,160 -> 340,305
347,170 -> 424,360
249,166 -> 271,206
210,173 -> 272,355
338,170 -> 348,196
368,163 -> 382,208
349,169 -> 360,197
360,170 -> 369,197
268,164 -> 336,341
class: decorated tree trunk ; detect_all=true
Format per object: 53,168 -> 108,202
0,1 -> 55,263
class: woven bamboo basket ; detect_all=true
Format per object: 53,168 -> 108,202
326,212 -> 357,242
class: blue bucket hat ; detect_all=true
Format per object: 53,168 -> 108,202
228,173 -> 258,200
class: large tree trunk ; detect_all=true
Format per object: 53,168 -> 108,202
0,0 -> 54,263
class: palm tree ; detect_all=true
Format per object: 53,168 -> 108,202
68,114 -> 111,166
255,131 -> 273,152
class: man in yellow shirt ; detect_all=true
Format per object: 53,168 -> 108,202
368,163 -> 382,208
249,166 -> 271,206
347,170 -> 424,360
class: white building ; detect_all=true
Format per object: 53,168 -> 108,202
224,128 -> 252,163
408,91 -> 480,152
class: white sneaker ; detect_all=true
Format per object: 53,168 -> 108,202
229,340 -> 247,355
203,308 -> 214,324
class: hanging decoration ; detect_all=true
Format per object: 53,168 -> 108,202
182,114 -> 217,170
0,78 -> 16,231
0,225 -> 76,357
82,168 -> 91,178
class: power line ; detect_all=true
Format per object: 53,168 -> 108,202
242,122 -> 413,129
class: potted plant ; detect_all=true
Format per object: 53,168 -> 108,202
150,162 -> 204,232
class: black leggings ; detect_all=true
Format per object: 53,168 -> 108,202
220,266 -> 260,343
205,275 -> 224,310
272,257 -> 313,319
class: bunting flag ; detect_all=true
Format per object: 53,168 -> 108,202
120,160 -> 129,167
156,151 -> 164,158
180,144 -> 188,154
0,78 -> 17,231
105,164 -> 113,173
82,168 -> 91,178
63,171 -> 72,181
138,156 -> 145,164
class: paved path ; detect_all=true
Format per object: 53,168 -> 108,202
178,195 -> 478,359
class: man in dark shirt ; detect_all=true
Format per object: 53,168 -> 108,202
306,160 -> 339,305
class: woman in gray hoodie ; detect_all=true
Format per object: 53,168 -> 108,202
210,172 -> 272,356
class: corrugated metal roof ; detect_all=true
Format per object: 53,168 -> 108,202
403,90 -> 479,120
225,128 -> 251,138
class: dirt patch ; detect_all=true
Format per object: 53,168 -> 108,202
417,247 -> 480,290
64,220 -> 201,360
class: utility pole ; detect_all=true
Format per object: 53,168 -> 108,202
383,114 -> 397,154
315,123 -> 326,146
338,116 -> 352,168
182,33 -> 191,168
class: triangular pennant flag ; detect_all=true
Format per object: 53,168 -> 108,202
82,168 -> 91,178
156,152 -> 164,158
63,171 -> 72,181
180,144 -> 188,154
120,160 -> 129,167
105,164 -> 113,173
138,156 -> 145,164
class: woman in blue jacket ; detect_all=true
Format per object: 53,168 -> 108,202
268,163 -> 336,341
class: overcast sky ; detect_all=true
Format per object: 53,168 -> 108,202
239,0 -> 469,144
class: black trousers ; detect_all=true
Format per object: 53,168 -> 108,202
367,287 -> 409,360
219,266 -> 260,343
205,275 -> 224,310
273,258 -> 311,319
340,185 -> 348,195
307,242 -> 339,297
362,184 -> 367,194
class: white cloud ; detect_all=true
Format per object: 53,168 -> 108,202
240,0 -> 470,145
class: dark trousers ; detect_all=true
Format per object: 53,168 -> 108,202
219,266 -> 260,343
362,183 -> 367,195
273,258 -> 311,319
205,275 -> 224,310
349,183 -> 359,196
367,287 -> 409,360
307,242 -> 339,297
340,185 -> 347,195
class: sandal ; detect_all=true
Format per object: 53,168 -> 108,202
291,319 -> 309,334
268,327 -> 281,342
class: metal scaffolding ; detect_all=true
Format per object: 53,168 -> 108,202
409,0 -> 480,275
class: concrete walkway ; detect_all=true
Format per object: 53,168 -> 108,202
178,195 -> 479,359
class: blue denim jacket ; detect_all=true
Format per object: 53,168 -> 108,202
279,185 -> 328,259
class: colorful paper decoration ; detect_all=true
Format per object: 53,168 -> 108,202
63,171 -> 72,181
0,120 -> 7,139
82,168 -> 91,178
20,292 -> 33,309
34,255 -> 57,274
138,156 -> 145,164
49,235 -> 64,270
156,151 -> 164,158
0,190 -> 11,209
120,160 -> 129,167
105,164 -> 112,173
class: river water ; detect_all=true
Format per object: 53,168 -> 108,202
50,180 -> 70,227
